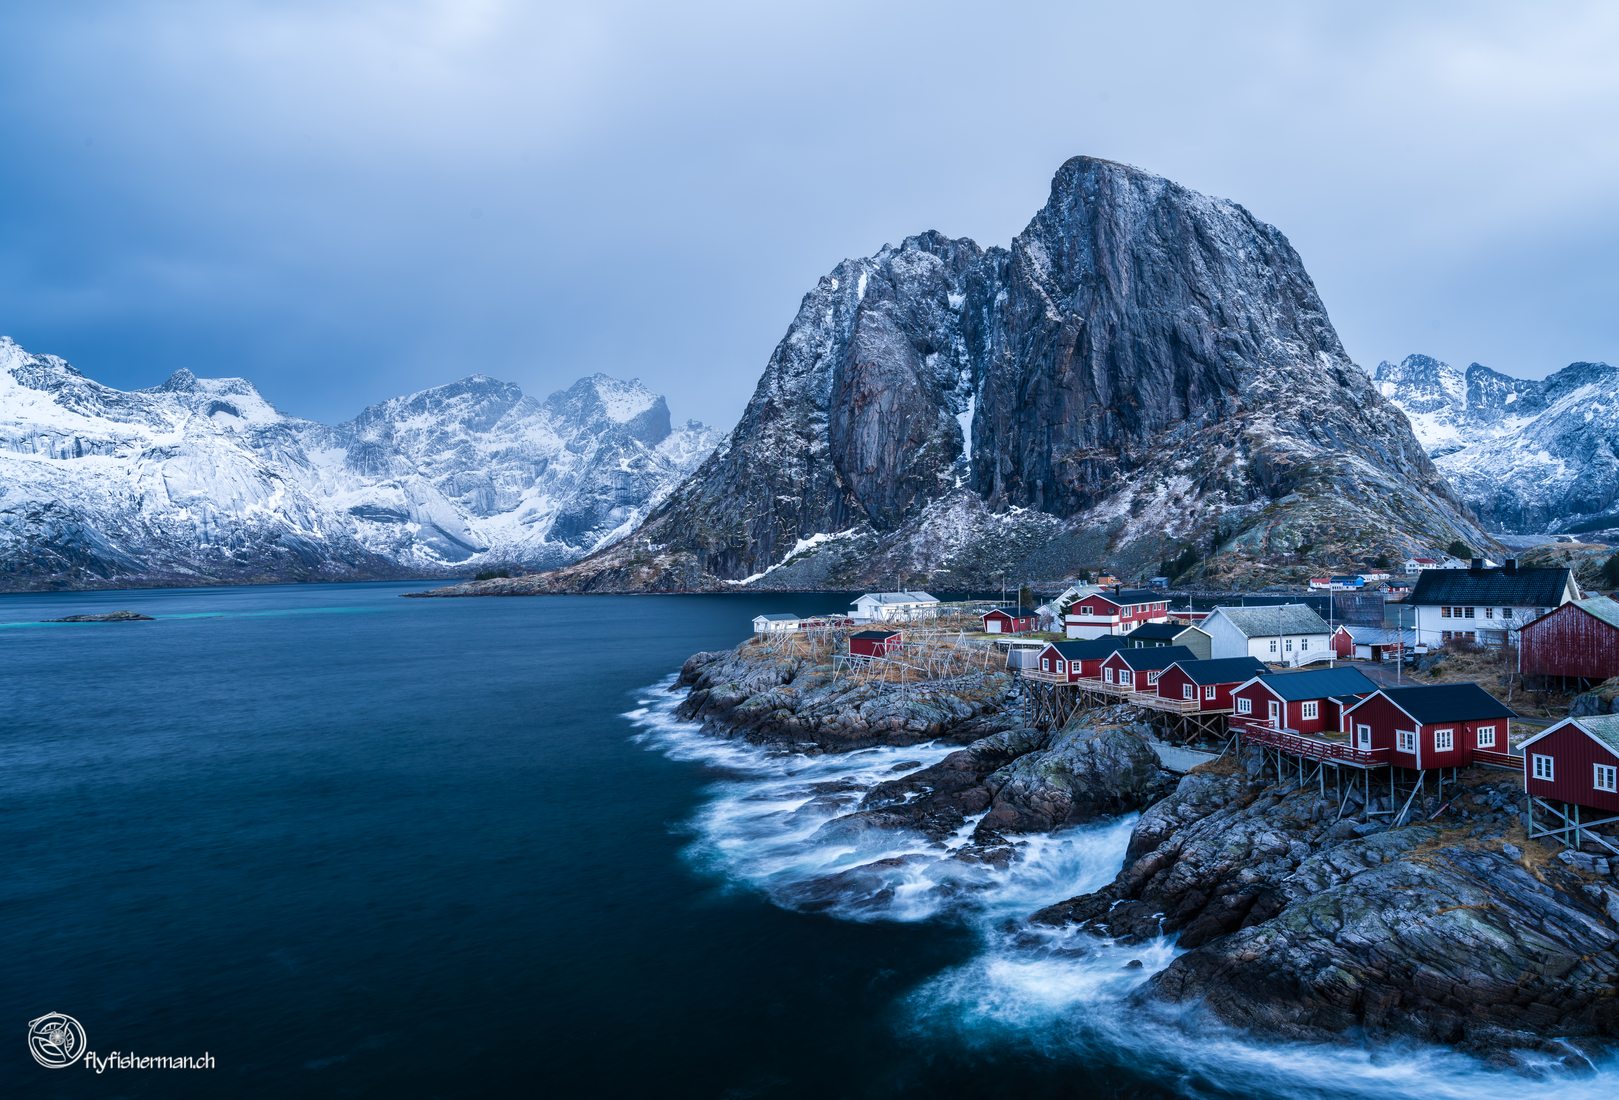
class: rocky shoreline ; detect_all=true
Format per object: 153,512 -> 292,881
669,638 -> 1619,1068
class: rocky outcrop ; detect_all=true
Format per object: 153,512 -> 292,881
1572,678 -> 1619,718
43,609 -> 154,622
503,156 -> 1488,594
1035,757 -> 1619,1061
673,644 -> 1019,753
1377,353 -> 1619,536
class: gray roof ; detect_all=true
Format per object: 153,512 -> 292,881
1409,566 -> 1573,608
755,613 -> 800,621
1342,625 -> 1407,645
1572,595 -> 1619,630
1577,715 -> 1619,751
852,591 -> 938,605
1210,603 -> 1331,638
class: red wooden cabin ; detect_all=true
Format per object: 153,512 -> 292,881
1331,625 -> 1354,660
1341,683 -> 1515,769
1064,588 -> 1171,639
848,629 -> 901,659
1030,638 -> 1128,682
982,607 -> 1037,634
1519,595 -> 1619,686
1521,716 -> 1619,817
1155,657 -> 1267,712
1097,645 -> 1198,691
1230,667 -> 1378,736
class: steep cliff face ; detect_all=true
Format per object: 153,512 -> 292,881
1377,354 -> 1619,535
525,156 -> 1487,592
0,337 -> 716,590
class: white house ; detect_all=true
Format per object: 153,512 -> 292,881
752,613 -> 802,634
1201,603 -> 1334,668
1408,561 -> 1578,648
851,591 -> 940,623
1035,584 -> 1099,631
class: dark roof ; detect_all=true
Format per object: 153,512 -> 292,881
1046,637 -> 1129,660
1255,667 -> 1378,702
985,606 -> 1033,618
1408,566 -> 1573,608
1369,683 -> 1516,724
1167,657 -> 1267,684
1123,622 -> 1198,643
1084,588 -> 1166,607
1110,645 -> 1198,671
850,629 -> 900,641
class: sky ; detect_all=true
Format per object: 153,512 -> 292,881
1,1 -> 1616,429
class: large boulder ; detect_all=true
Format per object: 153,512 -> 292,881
977,715 -> 1169,835
1571,677 -> 1619,717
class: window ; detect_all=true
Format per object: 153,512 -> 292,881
1041,658 -> 1050,671
1080,606 -> 1094,616
1120,670 -> 1133,686
1237,697 -> 1252,715
1055,659 -> 1065,673
1476,725 -> 1496,749
1182,684 -> 1194,700
1301,638 -> 1309,651
1269,640 -> 1278,654
1434,729 -> 1454,752
1441,606 -> 1452,619
1285,639 -> 1294,653
1464,607 -> 1475,619
1397,730 -> 1417,753
1485,607 -> 1494,619
1596,764 -> 1617,793
1146,671 -> 1159,686
1532,754 -> 1554,781
1502,607 -> 1514,619
1301,701 -> 1319,720
1104,667 -> 1114,683
1204,685 -> 1216,701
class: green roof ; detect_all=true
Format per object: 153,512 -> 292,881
1577,715 -> 1619,752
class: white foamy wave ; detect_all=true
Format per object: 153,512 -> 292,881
629,677 -> 1619,1094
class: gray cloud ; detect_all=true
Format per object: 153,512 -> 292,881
1,1 -> 1615,426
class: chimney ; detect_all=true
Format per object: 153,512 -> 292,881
1470,557 -> 1486,571
1504,558 -> 1518,574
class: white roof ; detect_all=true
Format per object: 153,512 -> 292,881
1208,603 -> 1332,638
851,591 -> 938,605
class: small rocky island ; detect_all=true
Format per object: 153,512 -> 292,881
43,610 -> 155,623
674,632 -> 1619,1069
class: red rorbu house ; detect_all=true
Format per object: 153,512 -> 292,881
1154,657 -> 1267,713
1520,715 -> 1619,855
1096,645 -> 1198,693
1065,588 -> 1171,640
982,607 -> 1038,634
1229,667 -> 1381,771
1519,595 -> 1619,690
1340,683 -> 1516,772
1027,638 -> 1129,683
848,629 -> 901,660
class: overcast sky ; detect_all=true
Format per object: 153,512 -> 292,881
2,2 -> 1615,427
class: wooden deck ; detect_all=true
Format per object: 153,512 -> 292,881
1234,721 -> 1389,768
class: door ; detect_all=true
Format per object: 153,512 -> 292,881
1268,700 -> 1281,726
1356,723 -> 1371,750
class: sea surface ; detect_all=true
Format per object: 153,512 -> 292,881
2,582 -> 1607,1098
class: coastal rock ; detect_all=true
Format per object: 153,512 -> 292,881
1034,768 -> 1619,1058
44,609 -> 155,622
1571,678 -> 1619,718
977,713 -> 1170,835
673,642 -> 1018,752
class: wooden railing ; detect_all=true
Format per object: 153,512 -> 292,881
1235,721 -> 1390,767
1020,668 -> 1075,685
1473,748 -> 1522,770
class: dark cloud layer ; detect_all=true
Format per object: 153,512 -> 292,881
1,1 -> 1615,426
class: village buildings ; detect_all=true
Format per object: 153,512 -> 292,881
1121,621 -> 1212,660
851,591 -> 940,623
1407,560 -> 1578,648
1201,603 -> 1333,667
1063,588 -> 1171,639
1518,594 -> 1619,687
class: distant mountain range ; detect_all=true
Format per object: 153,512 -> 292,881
475,155 -> 1490,594
1374,354 -> 1619,537
0,336 -> 717,590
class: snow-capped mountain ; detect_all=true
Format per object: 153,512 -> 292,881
500,156 -> 1489,594
1375,354 -> 1619,536
0,336 -> 718,589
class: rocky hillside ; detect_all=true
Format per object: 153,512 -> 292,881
1376,354 -> 1619,537
0,336 -> 717,590
497,156 -> 1488,594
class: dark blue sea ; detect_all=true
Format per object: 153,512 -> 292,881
2,583 -> 1596,1098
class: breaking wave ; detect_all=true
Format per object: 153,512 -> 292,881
626,678 -> 1617,1098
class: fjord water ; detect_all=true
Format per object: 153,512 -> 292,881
3,584 -> 1600,1098
1,583 -> 1136,1097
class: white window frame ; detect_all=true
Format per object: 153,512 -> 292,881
1054,659 -> 1065,673
1080,606 -> 1094,616
1268,640 -> 1278,654
1237,697 -> 1252,715
1434,728 -> 1454,752
1476,725 -> 1496,749
1104,667 -> 1115,683
1268,700 -> 1281,724
1532,754 -> 1554,781
1182,684 -> 1194,700
1355,723 -> 1371,750
1301,701 -> 1319,720
1595,763 -> 1617,793
1396,730 -> 1417,754
1204,685 -> 1216,701
1120,670 -> 1133,686
1041,657 -> 1050,671
1301,638 -> 1309,651
1146,671 -> 1159,686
